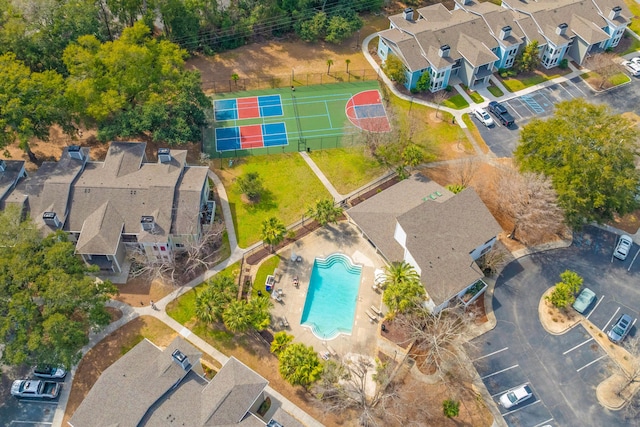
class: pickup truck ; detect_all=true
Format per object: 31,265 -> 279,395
11,379 -> 61,399
488,101 -> 515,127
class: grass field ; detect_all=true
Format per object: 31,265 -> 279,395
204,80 -> 384,159
487,85 -> 504,97
308,147 -> 387,194
442,94 -> 469,109
253,255 -> 282,298
625,0 -> 640,36
214,153 -> 330,247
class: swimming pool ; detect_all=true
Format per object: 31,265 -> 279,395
300,253 -> 362,340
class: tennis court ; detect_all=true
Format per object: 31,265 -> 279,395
203,81 -> 390,158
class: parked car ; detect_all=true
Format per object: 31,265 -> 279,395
607,313 -> 633,344
572,287 -> 596,314
630,56 -> 640,66
473,107 -> 494,127
34,365 -> 66,379
614,234 -> 633,260
488,101 -> 515,127
622,60 -> 640,77
499,384 -> 533,408
11,380 -> 61,399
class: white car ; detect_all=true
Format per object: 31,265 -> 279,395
622,60 -> 640,77
473,107 -> 494,127
614,234 -> 633,261
499,384 -> 533,409
630,56 -> 640,66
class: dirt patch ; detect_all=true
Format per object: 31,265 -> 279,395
113,276 -> 176,307
538,287 -> 581,335
610,209 -> 640,235
105,306 -> 123,322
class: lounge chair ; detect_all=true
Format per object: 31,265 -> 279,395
370,305 -> 383,317
326,345 -> 338,357
320,351 -> 330,360
282,316 -> 289,328
365,310 -> 378,322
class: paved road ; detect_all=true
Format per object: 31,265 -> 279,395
471,226 -> 640,427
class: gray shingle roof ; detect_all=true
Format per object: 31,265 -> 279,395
0,160 -> 25,203
396,188 -> 502,305
347,174 -> 453,264
172,167 -> 209,235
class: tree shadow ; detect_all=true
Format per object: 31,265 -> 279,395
315,222 -> 359,247
244,189 -> 278,212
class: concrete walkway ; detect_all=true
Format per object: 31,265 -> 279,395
299,151 -> 343,201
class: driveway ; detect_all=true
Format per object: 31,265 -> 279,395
470,226 -> 640,427
474,74 -> 640,157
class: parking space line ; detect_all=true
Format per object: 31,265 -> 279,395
603,307 -> 620,330
506,99 -> 524,119
563,337 -> 594,355
568,79 -> 587,97
481,364 -> 519,379
586,295 -> 604,320
533,418 -> 554,427
473,347 -> 508,361
502,399 -> 541,416
9,422 -> 53,425
576,354 -> 607,372
536,92 -> 554,108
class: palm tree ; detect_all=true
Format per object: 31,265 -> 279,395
270,331 -> 293,356
278,343 -> 323,388
345,58 -> 351,74
222,300 -> 253,333
261,216 -> 286,252
306,198 -> 343,226
326,59 -> 334,75
383,261 -> 420,288
382,261 -> 425,313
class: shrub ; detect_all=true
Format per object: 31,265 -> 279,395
559,59 -> 568,69
443,399 -> 460,418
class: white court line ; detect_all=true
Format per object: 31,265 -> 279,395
10,422 -> 53,425
576,354 -> 607,372
481,364 -> 519,379
533,418 -> 555,427
324,101 -> 333,128
586,295 -> 604,320
603,307 -> 621,330
473,347 -> 508,361
563,337 -> 594,355
502,399 -> 541,416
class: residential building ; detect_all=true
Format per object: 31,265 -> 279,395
0,159 -> 27,206
68,337 -> 305,427
347,174 -> 502,312
377,0 -> 631,91
3,142 -> 213,274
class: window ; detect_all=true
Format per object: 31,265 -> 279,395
160,246 -> 166,251
175,243 -> 185,248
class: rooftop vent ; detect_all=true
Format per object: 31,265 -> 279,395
438,44 -> 451,58
556,23 -> 568,36
158,148 -> 171,164
68,145 -> 84,161
43,212 -> 62,229
141,215 -> 155,232
500,25 -> 512,40
609,6 -> 622,20
403,7 -> 414,21
0,160 -> 5,172
171,349 -> 192,371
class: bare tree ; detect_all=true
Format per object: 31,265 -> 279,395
397,306 -> 475,378
609,337 -> 640,404
433,90 -> 448,119
585,52 -> 625,89
313,355 -> 406,426
128,220 -> 225,285
477,243 -> 510,277
450,157 -> 479,187
495,165 -> 565,245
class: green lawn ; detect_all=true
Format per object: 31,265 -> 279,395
500,72 -> 562,92
487,85 -> 504,97
469,91 -> 484,104
621,36 -> 640,55
461,113 -> 490,154
253,255 -> 282,298
214,153 -> 330,247
610,72 -> 632,86
308,147 -> 387,194
625,0 -> 640,36
442,94 -> 469,109
581,71 -> 631,88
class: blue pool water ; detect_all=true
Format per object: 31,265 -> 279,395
300,253 -> 362,340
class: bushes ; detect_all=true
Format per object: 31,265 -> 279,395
546,270 -> 583,309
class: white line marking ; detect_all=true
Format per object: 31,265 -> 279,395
603,307 -> 620,330
506,99 -> 524,118
10,422 -> 53,425
502,399 -> 541,416
563,337 -> 594,355
533,418 -> 555,427
576,354 -> 607,372
481,364 -> 519,379
568,79 -> 587,97
473,347 -> 508,361
586,295 -> 604,319
324,101 -> 333,128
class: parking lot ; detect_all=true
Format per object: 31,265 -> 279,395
0,370 -> 65,426
470,226 -> 640,427
473,74 -> 640,157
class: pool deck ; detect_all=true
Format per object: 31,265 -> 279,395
263,222 -> 387,358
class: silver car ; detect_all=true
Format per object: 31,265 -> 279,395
614,235 -> 633,260
607,314 -> 633,343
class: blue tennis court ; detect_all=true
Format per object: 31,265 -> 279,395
215,122 -> 289,151
214,95 -> 283,121
353,104 -> 386,118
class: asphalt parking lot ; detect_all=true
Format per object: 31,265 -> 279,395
473,74 -> 640,157
470,226 -> 640,427
0,371 -> 64,427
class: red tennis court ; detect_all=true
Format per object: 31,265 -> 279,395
240,124 -> 264,149
345,90 -> 391,132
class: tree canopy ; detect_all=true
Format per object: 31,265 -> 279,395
278,342 -> 323,388
515,99 -> 640,227
63,22 -> 209,144
0,206 -> 117,369
382,261 -> 425,313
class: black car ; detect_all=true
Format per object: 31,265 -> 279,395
488,101 -> 515,127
